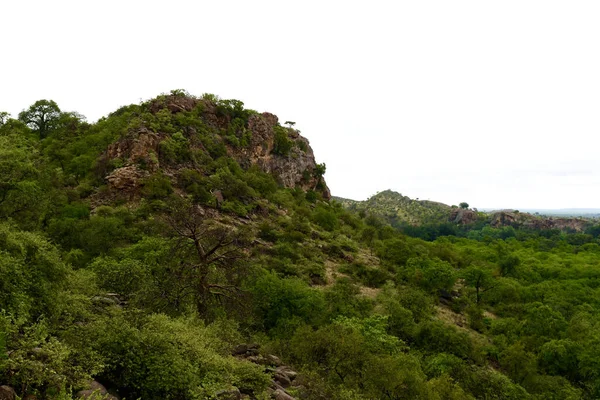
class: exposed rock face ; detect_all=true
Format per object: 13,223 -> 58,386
105,165 -> 150,193
449,208 -> 478,224
100,95 -> 330,200
105,128 -> 161,172
101,128 -> 162,199
238,113 -> 330,199
490,210 -> 589,232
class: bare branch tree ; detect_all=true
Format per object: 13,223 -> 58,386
162,198 -> 249,316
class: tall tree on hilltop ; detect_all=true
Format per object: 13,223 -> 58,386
18,100 -> 61,138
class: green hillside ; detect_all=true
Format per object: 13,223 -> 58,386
334,190 -> 453,226
1,92 -> 600,399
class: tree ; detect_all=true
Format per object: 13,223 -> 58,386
463,266 -> 496,304
499,254 -> 520,277
499,342 -> 537,384
361,226 -> 377,254
0,111 -> 10,125
163,198 -> 249,316
0,135 -> 44,224
459,202 -> 469,209
18,100 -> 61,138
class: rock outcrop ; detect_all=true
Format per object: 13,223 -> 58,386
239,112 -> 329,199
100,94 -> 330,201
232,343 -> 302,400
450,208 -> 478,225
489,210 -> 590,232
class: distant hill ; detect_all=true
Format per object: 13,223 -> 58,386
334,190 -> 453,226
336,191 -> 596,233
518,208 -> 600,218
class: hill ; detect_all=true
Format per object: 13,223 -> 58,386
334,190 -> 453,226
1,92 -> 600,399
337,191 -> 595,236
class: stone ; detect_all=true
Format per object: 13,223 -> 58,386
105,166 -> 149,193
0,386 -> 16,400
272,389 -> 295,400
276,366 -> 298,381
273,372 -> 291,388
266,354 -> 282,366
215,387 -> 241,400
232,344 -> 249,355
76,380 -> 118,399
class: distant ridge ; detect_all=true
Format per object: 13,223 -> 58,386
481,208 -> 600,217
333,189 -> 452,226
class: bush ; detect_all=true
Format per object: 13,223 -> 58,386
272,126 -> 294,156
142,174 -> 173,199
312,206 -> 339,231
77,311 -> 270,399
249,271 -> 326,335
415,320 -> 473,359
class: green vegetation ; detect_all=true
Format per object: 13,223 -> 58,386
2,91 -> 600,399
335,190 -> 453,227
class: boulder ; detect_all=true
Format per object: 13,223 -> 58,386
0,386 -> 16,400
276,366 -> 298,381
272,389 -> 295,400
273,372 -> 292,388
232,343 -> 260,356
266,354 -> 282,366
76,380 -> 118,400
215,387 -> 241,400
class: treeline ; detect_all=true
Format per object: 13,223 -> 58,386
1,92 -> 599,399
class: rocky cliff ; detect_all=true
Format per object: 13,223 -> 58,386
99,93 -> 329,202
489,210 -> 590,232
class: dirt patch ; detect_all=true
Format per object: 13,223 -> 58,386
359,286 -> 381,299
435,305 -> 468,329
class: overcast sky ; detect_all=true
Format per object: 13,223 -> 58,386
2,1 -> 599,209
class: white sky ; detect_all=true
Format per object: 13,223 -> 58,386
1,1 -> 599,209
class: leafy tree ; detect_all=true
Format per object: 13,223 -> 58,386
18,100 -> 61,138
0,135 -> 43,223
462,266 -> 496,304
0,223 -> 68,319
499,254 -> 521,277
0,111 -> 10,125
499,342 -> 537,384
459,202 -> 469,209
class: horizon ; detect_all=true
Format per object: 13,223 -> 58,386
2,1 -> 599,209
334,189 -> 600,212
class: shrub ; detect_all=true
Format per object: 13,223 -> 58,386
142,174 -> 173,199
78,311 -> 270,399
272,126 -> 293,156
249,271 -> 326,335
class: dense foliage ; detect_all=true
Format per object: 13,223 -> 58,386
2,91 -> 600,399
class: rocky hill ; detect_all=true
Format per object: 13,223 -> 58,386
337,191 -> 593,233
2,92 -> 600,400
335,190 -> 454,226
99,92 -> 330,206
488,209 -> 591,232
